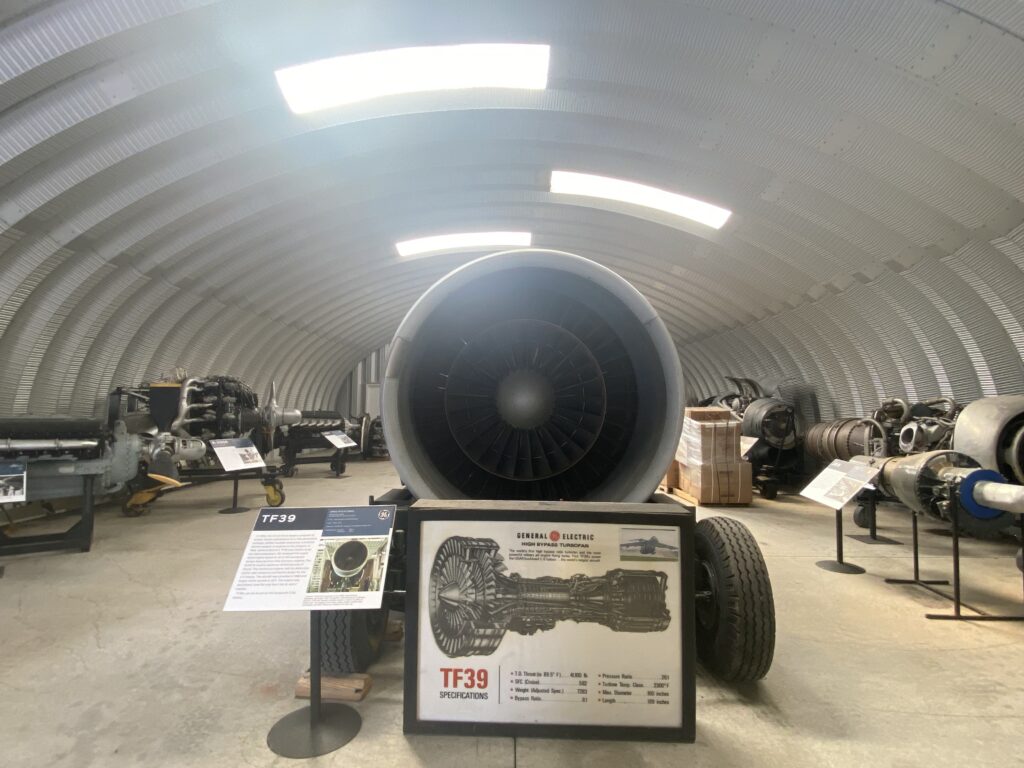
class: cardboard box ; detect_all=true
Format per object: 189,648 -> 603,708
677,418 -> 741,466
678,461 -> 752,504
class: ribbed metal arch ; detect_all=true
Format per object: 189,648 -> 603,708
2,0 -> 1024,420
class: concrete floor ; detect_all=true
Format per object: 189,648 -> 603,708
2,460 -> 1022,767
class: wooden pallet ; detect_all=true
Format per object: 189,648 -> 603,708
658,484 -> 750,507
295,672 -> 372,702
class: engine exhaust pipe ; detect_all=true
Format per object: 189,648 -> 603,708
381,249 -> 684,501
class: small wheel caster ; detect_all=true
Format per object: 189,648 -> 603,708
265,479 -> 285,507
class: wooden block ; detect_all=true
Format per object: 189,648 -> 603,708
385,618 -> 404,642
295,672 -> 372,702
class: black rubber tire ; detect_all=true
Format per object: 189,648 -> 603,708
759,481 -> 778,500
694,516 -> 775,682
852,504 -> 870,529
320,608 -> 389,674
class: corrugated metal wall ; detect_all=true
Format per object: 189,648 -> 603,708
1,0 -> 1023,418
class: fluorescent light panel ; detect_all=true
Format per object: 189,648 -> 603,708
550,170 -> 731,229
396,231 -> 532,258
275,43 -> 550,114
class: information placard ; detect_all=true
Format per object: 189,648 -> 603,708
0,461 -> 27,503
210,437 -> 265,472
322,430 -> 357,450
404,504 -> 694,742
801,459 -> 880,510
224,505 -> 396,611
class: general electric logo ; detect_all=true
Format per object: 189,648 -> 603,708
549,530 -> 560,542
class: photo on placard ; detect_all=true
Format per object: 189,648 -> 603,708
0,473 -> 25,499
618,527 -> 680,561
307,536 -> 389,593
238,447 -> 262,466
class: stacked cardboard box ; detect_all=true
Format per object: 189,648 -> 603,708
667,406 -> 752,504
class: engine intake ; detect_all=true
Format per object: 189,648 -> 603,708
381,249 -> 683,501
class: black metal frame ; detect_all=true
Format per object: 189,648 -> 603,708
403,505 -> 696,742
0,475 -> 96,557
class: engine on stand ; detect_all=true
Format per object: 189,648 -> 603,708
108,373 -> 302,514
699,377 -> 802,499
806,395 -> 1024,544
0,417 -> 142,555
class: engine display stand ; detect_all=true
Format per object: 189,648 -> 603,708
0,475 -> 96,557
217,474 -> 249,515
925,498 -> 1024,622
267,610 -> 362,757
847,490 -> 902,546
816,508 -> 865,574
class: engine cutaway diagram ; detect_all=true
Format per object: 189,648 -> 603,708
428,535 -> 671,657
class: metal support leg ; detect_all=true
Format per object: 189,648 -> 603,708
816,508 -> 865,574
886,511 -> 948,588
218,474 -> 249,515
266,611 -> 362,757
927,493 -> 1023,622
848,489 -> 902,545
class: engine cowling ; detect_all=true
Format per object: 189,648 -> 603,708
381,249 -> 683,502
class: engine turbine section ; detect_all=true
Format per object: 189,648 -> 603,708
852,451 -> 1016,537
382,249 -> 683,502
428,536 -> 671,658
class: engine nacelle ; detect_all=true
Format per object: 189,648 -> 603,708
381,249 -> 683,502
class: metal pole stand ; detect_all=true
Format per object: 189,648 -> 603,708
848,489 -> 902,545
218,474 -> 249,515
267,610 -> 361,757
926,496 -> 1024,622
816,508 -> 865,574
885,509 -> 949,591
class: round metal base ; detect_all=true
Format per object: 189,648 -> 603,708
815,560 -> 865,574
218,506 -> 249,515
267,704 -> 361,758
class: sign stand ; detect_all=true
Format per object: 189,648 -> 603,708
218,474 -> 248,515
815,509 -> 865,574
267,610 -> 362,757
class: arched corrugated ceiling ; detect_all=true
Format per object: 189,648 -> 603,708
2,0 -> 1023,422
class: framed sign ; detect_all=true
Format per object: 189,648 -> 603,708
210,437 -> 266,472
404,502 -> 695,742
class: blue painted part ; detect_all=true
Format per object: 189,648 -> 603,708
959,469 -> 1007,520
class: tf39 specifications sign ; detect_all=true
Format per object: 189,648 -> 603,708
404,505 -> 695,742
224,506 -> 395,611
